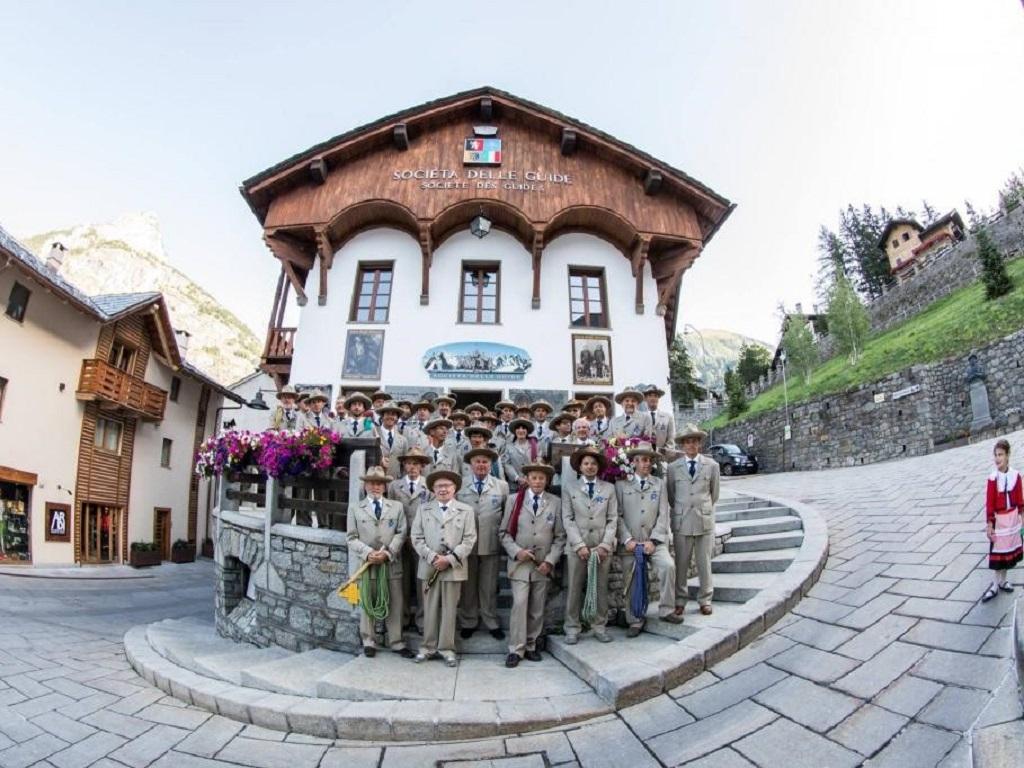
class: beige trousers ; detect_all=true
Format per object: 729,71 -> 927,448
359,574 -> 406,650
420,580 -> 462,656
564,549 -> 611,635
673,532 -> 714,607
621,546 -> 677,626
508,577 -> 548,656
458,553 -> 501,630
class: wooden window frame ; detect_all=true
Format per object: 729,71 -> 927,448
169,376 -> 181,402
5,281 -> 30,323
349,261 -> 394,324
568,267 -> 610,329
108,340 -> 137,374
94,417 -> 123,455
160,438 -> 173,468
458,262 -> 501,325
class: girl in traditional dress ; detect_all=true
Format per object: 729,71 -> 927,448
982,438 -> 1022,602
503,419 -> 538,490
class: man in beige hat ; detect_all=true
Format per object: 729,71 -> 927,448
269,385 -> 302,431
610,389 -> 653,439
667,424 -> 720,617
405,400 -> 435,450
376,402 -> 410,478
346,466 -> 415,658
411,470 -> 477,666
585,395 -> 614,440
446,410 -> 472,457
464,401 -> 487,424
299,389 -> 336,431
388,447 -> 432,631
563,446 -> 618,643
617,447 -> 681,635
499,460 -> 564,667
456,447 -> 510,640
642,385 -> 675,451
339,393 -> 378,438
530,400 -> 554,442
492,399 -> 517,452
370,390 -> 392,425
434,394 -> 456,420
563,399 -> 584,421
422,418 -> 459,474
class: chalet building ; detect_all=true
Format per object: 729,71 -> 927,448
879,211 -> 966,284
0,226 -> 238,566
242,87 -> 733,410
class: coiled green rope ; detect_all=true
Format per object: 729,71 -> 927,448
359,561 -> 390,621
581,549 -> 600,624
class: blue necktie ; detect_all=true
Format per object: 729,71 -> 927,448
475,479 -> 484,494
688,460 -> 696,478
387,432 -> 394,449
533,496 -> 539,513
587,482 -> 594,499
373,499 -> 381,520
409,481 -> 415,495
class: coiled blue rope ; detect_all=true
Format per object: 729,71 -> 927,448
630,546 -> 649,621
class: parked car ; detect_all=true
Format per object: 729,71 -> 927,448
708,444 -> 758,475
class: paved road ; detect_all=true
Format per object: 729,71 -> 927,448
0,431 -> 1021,767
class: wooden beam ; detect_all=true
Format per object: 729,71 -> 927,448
317,257 -> 328,306
561,128 -> 577,156
279,258 -> 308,307
265,230 -> 315,271
631,237 -> 651,314
479,97 -> 493,121
644,168 -> 663,196
418,222 -> 433,305
531,232 -> 544,309
309,158 -> 328,185
393,123 -> 409,151
277,278 -> 290,326
316,229 -> 334,270
266,268 -> 285,346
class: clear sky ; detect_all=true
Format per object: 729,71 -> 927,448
1,1 -> 1022,344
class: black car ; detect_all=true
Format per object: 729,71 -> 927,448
709,444 -> 758,475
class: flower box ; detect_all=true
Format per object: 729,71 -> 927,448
129,549 -> 161,568
171,539 -> 196,564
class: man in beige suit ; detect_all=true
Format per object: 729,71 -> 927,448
643,385 -> 676,451
339,393 -> 379,438
411,469 -> 477,666
609,389 -> 653,439
562,446 -> 618,643
299,389 -> 336,431
422,418 -> 460,474
499,460 -> 564,667
345,466 -> 415,658
667,424 -> 720,617
269,385 -> 302,431
387,447 -> 432,631
456,448 -> 510,640
616,447 -> 682,635
376,402 -> 410,479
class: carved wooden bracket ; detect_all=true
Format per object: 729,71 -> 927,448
531,231 -> 544,309
631,236 -> 651,314
418,222 -> 433,305
644,169 -> 663,196
265,230 -> 314,307
280,259 -> 308,307
393,124 -> 409,151
561,128 -> 577,156
653,246 -> 699,309
479,97 -> 493,121
309,158 -> 328,185
315,230 -> 334,306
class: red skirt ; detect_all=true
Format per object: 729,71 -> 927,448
989,509 -> 1023,569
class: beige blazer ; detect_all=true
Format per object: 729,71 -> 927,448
386,477 -> 431,530
377,428 -> 410,478
615,475 -> 671,554
562,478 -> 618,553
649,410 -> 676,450
411,499 -> 477,582
299,411 -> 337,432
456,474 -> 510,556
423,443 -> 461,475
269,406 -> 302,431
345,496 -> 406,578
499,491 -> 565,582
338,416 -> 379,439
588,417 -> 612,440
666,454 -> 720,535
502,440 -> 538,485
608,412 -> 653,440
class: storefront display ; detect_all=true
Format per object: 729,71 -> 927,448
0,481 -> 31,562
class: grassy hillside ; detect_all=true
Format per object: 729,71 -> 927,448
708,257 -> 1024,428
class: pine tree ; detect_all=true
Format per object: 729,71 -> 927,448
781,313 -> 818,385
736,343 -> 771,386
827,272 -> 870,365
815,226 -> 853,303
964,200 -> 982,230
667,335 -> 699,406
839,204 -> 895,299
724,367 -> 748,419
975,227 -> 1013,300
920,199 -> 939,225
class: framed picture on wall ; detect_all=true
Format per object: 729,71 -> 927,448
342,329 -> 385,380
45,502 -> 71,543
572,334 -> 613,386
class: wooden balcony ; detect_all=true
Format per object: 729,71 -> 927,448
77,359 -> 167,421
261,326 -> 296,383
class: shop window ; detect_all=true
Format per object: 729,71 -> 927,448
0,376 -> 6,420
5,282 -> 30,323
169,376 -> 181,402
0,481 -> 31,562
108,341 -> 136,373
569,268 -> 608,328
460,263 -> 499,324
160,438 -> 173,468
95,417 -> 123,453
350,263 -> 393,323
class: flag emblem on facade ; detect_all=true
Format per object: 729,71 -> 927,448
463,138 -> 502,165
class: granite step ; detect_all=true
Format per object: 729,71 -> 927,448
723,531 -> 805,553
192,646 -> 294,684
146,623 -> 242,668
240,647 -> 352,697
716,505 -> 796,523
716,499 -> 782,512
711,548 -> 799,573
686,572 -> 768,603
726,515 -> 803,537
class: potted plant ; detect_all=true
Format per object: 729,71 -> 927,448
171,538 -> 196,564
129,541 -> 161,568
200,536 -> 215,559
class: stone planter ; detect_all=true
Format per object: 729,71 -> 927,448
171,545 -> 196,564
130,549 -> 161,568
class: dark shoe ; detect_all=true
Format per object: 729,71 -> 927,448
460,627 -> 476,639
489,628 -> 506,640
505,653 -> 520,668
700,605 -> 713,616
524,650 -> 543,662
536,634 -> 548,652
999,582 -> 1014,593
363,646 -> 376,658
982,584 -> 998,602
661,613 -> 684,625
397,647 -> 416,659
626,625 -> 643,638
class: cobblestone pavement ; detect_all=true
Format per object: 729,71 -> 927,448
1,431 -> 1022,767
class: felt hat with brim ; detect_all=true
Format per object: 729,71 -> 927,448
676,423 -> 708,442
627,446 -> 661,461
344,392 -> 372,409
584,395 -> 613,415
449,410 -> 471,423
398,447 -> 431,465
412,400 -> 436,413
297,391 -> 310,403
305,389 -> 329,404
360,466 -> 390,483
424,417 -> 453,433
570,446 -> 607,473
370,390 -> 392,402
434,394 -> 456,406
563,399 -> 584,410
465,425 -> 493,440
530,399 -> 554,414
509,418 -> 535,435
643,384 -> 666,397
495,399 -> 516,411
480,412 -> 499,425
521,460 -> 555,479
549,412 -> 574,430
464,447 -> 498,463
277,385 -> 298,400
615,389 -> 644,404
396,399 -> 413,409
464,401 -> 487,413
426,469 -> 462,491
375,401 -> 403,416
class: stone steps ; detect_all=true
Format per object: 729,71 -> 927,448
711,548 -> 799,574
724,530 -> 805,553
715,505 -> 796,523
192,646 -> 294,685
726,515 -> 803,537
239,648 -> 349,697
686,572 -> 766,603
715,499 -> 783,512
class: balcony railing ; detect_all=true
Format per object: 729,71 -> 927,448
77,358 -> 167,421
263,327 -> 296,360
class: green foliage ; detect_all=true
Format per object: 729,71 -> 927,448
736,343 -> 771,386
781,314 -> 818,385
668,335 -> 700,406
130,541 -> 157,552
999,168 -> 1024,213
827,272 -> 870,365
815,226 -> 853,303
920,199 -> 939,225
724,367 -> 748,419
976,227 -> 1013,300
709,257 -> 1024,427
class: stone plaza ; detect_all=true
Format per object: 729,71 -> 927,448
0,430 -> 1022,767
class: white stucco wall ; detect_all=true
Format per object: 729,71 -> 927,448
288,227 -> 673,411
0,269 -> 95,565
225,371 -> 276,434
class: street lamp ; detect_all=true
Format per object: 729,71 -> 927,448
215,392 -> 270,431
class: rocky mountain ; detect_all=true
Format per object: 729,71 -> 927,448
680,328 -> 773,392
23,213 -> 260,385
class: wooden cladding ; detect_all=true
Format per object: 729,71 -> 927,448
77,358 -> 167,422
264,327 -> 296,360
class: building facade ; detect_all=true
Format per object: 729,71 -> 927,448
242,87 -> 733,409
879,211 -> 966,284
0,227 -> 236,565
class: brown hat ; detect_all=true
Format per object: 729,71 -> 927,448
396,399 -> 413,409
434,394 -> 456,407
563,399 -> 584,410
412,400 -> 436,413
424,417 -> 453,433
305,388 -> 329,404
344,392 -> 372,409
479,412 -> 499,426
370,390 -> 392,402
570,446 -> 608,473
360,465 -> 390,483
464,401 -> 487,413
495,399 -> 516,411
375,400 -> 403,416
643,384 -> 666,397
449,410 -> 471,423
521,459 -> 555,479
584,395 -> 613,415
615,389 -> 644,404
515,405 -> 532,417
397,446 -> 431,466
549,412 -> 574,430
509,418 -> 535,435
676,423 -> 708,442
426,469 -> 462,491
276,385 -> 298,401
627,446 -> 661,461
465,425 -> 494,440
464,447 -> 498,463
296,391 -> 310,402
530,399 -> 554,415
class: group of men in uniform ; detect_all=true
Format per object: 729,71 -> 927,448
268,385 -> 718,668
